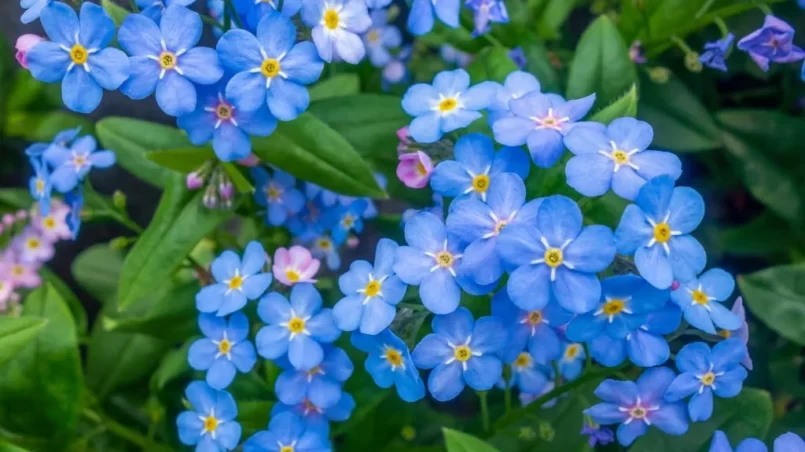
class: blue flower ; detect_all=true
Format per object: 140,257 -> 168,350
25,127 -> 81,159
430,133 -> 530,203
491,290 -> 571,365
64,186 -> 83,239
564,117 -> 682,200
737,15 -> 805,72
135,0 -> 195,22
29,158 -> 52,215
178,80 -> 277,162
664,340 -> 748,422
302,0 -> 372,64
492,91 -> 600,168
585,367 -> 688,446
614,175 -> 707,290
581,422 -> 615,448
233,0 -> 304,30
305,183 -> 352,207
411,308 -> 507,401
251,167 -> 305,226
243,412 -> 331,452
710,431 -> 805,452
333,239 -> 406,334
446,173 -> 541,287
509,47 -> 527,69
307,231 -> 343,271
118,5 -> 223,117
351,329 -> 426,402
26,2 -> 130,114
700,33 -> 734,72
671,268 -> 740,335
487,71 -> 543,124
44,136 -> 116,193
366,0 -> 392,8
720,297 -> 752,370
382,46 -> 412,89
498,195 -> 616,313
177,381 -> 242,451
271,392 -> 355,435
275,346 -> 353,408
325,199 -> 368,243
402,69 -> 498,143
188,313 -> 257,389
20,0 -> 50,24
255,283 -> 341,370
558,341 -> 585,381
504,350 -> 550,394
363,10 -> 402,67
196,241 -> 273,316
440,44 -> 472,67
217,13 -> 323,120
408,0 -> 460,36
466,0 -> 509,36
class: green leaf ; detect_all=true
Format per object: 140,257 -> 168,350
536,0 -> 578,40
222,162 -> 255,193
146,147 -> 215,173
71,244 -> 123,304
521,37 -> 560,93
0,317 -> 47,367
739,264 -> 805,346
150,340 -> 193,391
5,111 -> 93,142
566,15 -> 636,109
630,388 -> 773,452
40,269 -> 88,336
0,188 -> 31,211
0,285 -> 83,441
104,281 -> 199,342
443,428 -> 500,452
589,84 -> 638,125
5,71 -> 44,112
638,73 -> 721,152
96,117 -> 192,187
101,0 -> 130,26
251,112 -> 385,198
309,73 -> 360,101
118,174 -> 232,310
467,47 -> 519,84
713,212 -> 792,257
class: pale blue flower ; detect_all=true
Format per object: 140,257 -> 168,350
177,382 -> 241,451
408,0 -> 460,36
302,0 -> 372,64
196,241 -> 273,316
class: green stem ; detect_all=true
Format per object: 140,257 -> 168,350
756,3 -> 772,15
694,0 -> 717,19
551,360 -> 561,387
670,36 -> 694,55
128,0 -> 139,13
87,210 -> 143,234
478,391 -> 490,432
223,0 -> 243,29
482,33 -> 505,49
201,14 -> 224,30
713,17 -> 729,38
503,366 -> 512,414
82,409 -> 171,452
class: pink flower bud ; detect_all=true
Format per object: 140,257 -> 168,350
396,127 -> 411,152
15,210 -> 28,220
396,151 -> 433,189
186,172 -> 204,190
2,214 -> 14,226
218,181 -> 234,200
670,280 -> 680,291
15,34 -> 45,69
272,246 -> 320,286
347,236 -> 360,249
237,154 -> 260,167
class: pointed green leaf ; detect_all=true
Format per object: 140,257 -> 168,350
739,264 -> 805,345
590,84 -> 638,125
101,0 -> 130,26
146,147 -> 215,173
308,73 -> 360,101
72,244 -> 124,304
444,428 -> 500,452
0,317 -> 47,367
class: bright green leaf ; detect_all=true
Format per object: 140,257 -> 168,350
146,147 -> 215,173
443,428 -> 500,452
101,0 -> 129,26
309,73 -> 360,101
536,0 -> 579,40
590,84 -> 638,124
5,111 -> 93,142
739,264 -> 805,346
71,244 -> 124,304
5,71 -> 44,112
521,37 -> 561,93
104,281 -> 199,342
222,162 -> 255,193
0,317 -> 47,367
467,47 -> 519,84
40,269 -> 88,336
150,340 -> 193,391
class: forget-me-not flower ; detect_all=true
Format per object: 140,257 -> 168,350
671,268 -> 741,335
188,312 -> 257,389
308,231 -> 343,271
233,0 -> 304,30
44,135 -> 116,193
271,392 -> 355,434
504,349 -> 550,394
351,329 -> 426,402
275,346 -> 353,408
719,297 -> 753,370
737,15 -> 805,71
65,187 -> 83,239
177,381 -> 242,452
302,0 -> 372,64
243,412 -> 331,452
363,10 -> 402,67
558,341 -> 585,380
251,167 -> 305,226
28,158 -> 52,215
710,430 -> 805,452
466,0 -> 509,36
135,0 -> 196,22
20,0 -> 50,24
408,0 -> 460,36
700,33 -> 734,72
26,2 -> 130,114
196,241 -> 273,316
487,71 -> 544,124
325,199 -> 368,244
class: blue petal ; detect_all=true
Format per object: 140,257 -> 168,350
564,126 -> 610,156
594,379 -> 639,406
454,133 -> 494,174
432,307 -> 474,343
256,11 -> 296,57
537,195 -> 582,246
420,269 -> 460,315
712,366 -> 747,398
555,93 -> 596,121
238,106 -> 278,136
78,3 -> 116,49
565,313 -> 606,342
196,284 -> 226,313
675,342 -> 711,373
636,366 -> 676,405
308,376 -> 343,409
332,294 -> 363,332
160,5 -> 202,51
632,151 -> 682,183
464,355 -> 502,390
611,167 -> 647,201
216,29 -> 263,72
226,71 -> 266,112
668,187 -> 705,234
267,78 -> 309,121
590,335 -> 627,367
710,338 -> 746,372
213,123 -> 251,161
491,146 -> 530,179
460,238 -> 503,287
180,47 -> 223,85
206,359 -> 237,389
668,235 -> 706,283
462,81 -> 499,111
255,324 -> 290,359
310,26 -> 333,62
306,310 -> 340,342
407,0 -> 434,36
428,362 -> 464,402
412,334 -> 452,369
241,273 -> 272,299
664,372 -> 702,401
373,238 -> 398,277
177,411 -> 203,445
185,380 -> 216,414
216,422 -> 242,449
281,42 -> 324,84
566,154 -> 614,197
217,291 -> 248,316
289,334 -> 324,370
487,173 -> 526,220
689,388 -> 714,422
392,246 -> 431,285
470,317 -> 507,354
441,109 -> 482,134
553,267 -> 601,314
338,260 -> 372,294
395,369 -> 426,402
444,199 -> 493,244
635,245 -> 673,290
432,69 -> 470,94
231,342 -> 257,372
63,68 -> 102,114
585,403 -> 629,425
497,224 -> 543,267
156,71 -> 196,116
188,339 -> 217,370
402,83 -> 439,116
408,112 -> 442,143
120,56 -> 160,99
627,329 -> 670,367
564,225 -> 615,272
616,419 -> 648,446
774,433 -> 805,452
635,175 -> 675,222
615,204 -> 653,255
650,403 -> 688,436
26,42 -> 69,83
41,1 -> 79,46
118,13 -> 163,56
527,326 -> 561,364
289,283 -> 322,317
258,292 -> 292,324
360,298 -> 395,335
433,0 -> 460,27
607,117 -> 653,152
699,268 -> 735,301
507,264 -> 551,311
709,302 -> 742,334
492,117 -> 534,146
86,48 -> 129,91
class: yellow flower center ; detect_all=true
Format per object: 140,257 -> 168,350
453,345 -> 472,362
35,178 -> 45,193
653,223 -> 671,244
603,299 -> 625,316
261,58 -> 280,77
342,214 -> 355,228
415,161 -> 428,176
228,275 -> 243,290
158,51 -> 177,70
700,371 -> 716,386
288,317 -> 305,334
12,265 -> 24,277
629,407 -> 647,419
218,338 -> 232,355
544,248 -> 563,268
285,270 -> 300,283
514,352 -> 532,368
692,290 -> 709,305
317,238 -> 332,250
493,219 -> 508,235
364,280 -> 381,297
434,251 -> 454,268
472,174 -> 490,193
526,310 -> 543,325
43,217 -> 56,229
612,150 -> 629,165
718,329 -> 731,339
367,29 -> 380,43
541,117 -> 557,128
280,446 -> 294,452
70,44 -> 88,64
324,9 -> 339,30
564,344 -> 580,360
202,415 -> 218,433
384,348 -> 403,367
215,103 -> 233,120
266,185 -> 281,201
439,98 -> 457,112
73,154 -> 88,168
27,238 -> 40,250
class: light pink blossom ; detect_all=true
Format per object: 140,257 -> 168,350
3,251 -> 41,290
33,201 -> 71,242
237,154 -> 261,167
396,127 -> 411,152
396,151 -> 433,189
15,34 -> 45,69
272,246 -> 320,286
13,227 -> 54,264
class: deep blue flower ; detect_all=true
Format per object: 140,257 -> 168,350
233,0 -> 304,30
408,0 -> 460,36
700,33 -> 734,72
217,12 -> 323,120
710,430 -> 805,452
288,200 -> 327,241
664,340 -> 748,422
302,0 -> 372,64
487,71 -> 543,124
64,186 -> 83,239
411,307 -> 507,401
498,195 -> 616,313
394,211 -> 494,314
178,80 -> 277,162
28,158 -> 52,215
671,268 -> 741,335
509,47 -> 527,69
504,349 -> 550,394
26,2 -> 130,114
737,15 -> 805,71
492,91 -> 600,167
581,422 -> 615,448
25,127 -> 82,160
20,0 -> 50,24
305,183 -> 352,207
135,0 -> 195,22
44,135 -> 116,193
720,297 -> 753,370
196,241 -> 273,316
243,412 -> 331,452
255,284 -> 341,370
446,173 -> 541,287
333,238 -> 406,334
363,10 -> 402,67
430,133 -> 530,203
275,346 -> 353,408
271,392 -> 355,435
307,231 -> 343,271
615,175 -> 706,290
251,167 -> 305,226
366,0 -> 392,8
188,313 -> 257,389
325,199 -> 369,243
177,381 -> 241,451
402,69 -> 498,143
351,329 -> 426,402
585,367 -> 688,446
466,0 -> 509,36
558,341 -> 585,381
564,117 -> 682,200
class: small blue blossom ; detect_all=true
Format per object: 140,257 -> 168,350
217,12 -> 323,120
243,412 -> 331,452
466,0 -> 509,36
307,231 -> 343,271
196,241 -> 273,316
564,117 -> 682,200
251,167 -> 305,226
26,2 -> 130,114
351,329 -> 426,402
233,0 -> 304,30
721,297 -> 752,370
615,175 -> 707,290
271,392 -> 355,435
509,47 -> 527,69
20,0 -> 50,24
275,347 -> 353,408
408,0 -> 460,36
498,195 -> 616,313
737,15 -> 805,71
487,71 -> 543,124
288,201 -> 326,240
363,10 -> 402,67
255,284 -> 341,370
325,199 -> 368,243
411,307 -> 507,402
430,133 -> 530,203
135,0 -> 195,22
366,0 -> 392,7
24,126 -> 81,159
188,313 -> 257,389
585,367 -> 688,446
302,0 -> 372,64
664,340 -> 748,422
710,430 -> 805,452
333,238 -> 406,334
440,44 -> 472,67
382,46 -> 411,89
305,183 -> 352,207
671,268 -> 741,335
28,158 -> 52,215
177,381 -> 242,451
558,341 -> 585,381
402,69 -> 498,143
492,91 -> 600,168
64,186 -> 83,239
503,349 -> 550,394
44,136 -> 116,193
700,33 -> 734,72
581,422 -> 615,448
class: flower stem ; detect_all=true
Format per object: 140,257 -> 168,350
713,17 -> 729,37
670,35 -> 694,55
478,391 -> 490,432
503,366 -> 512,413
694,0 -> 717,19
82,409 -> 171,452
201,14 -> 224,30
483,33 -> 505,50
128,0 -> 139,13
755,3 -> 773,15
223,0 -> 243,30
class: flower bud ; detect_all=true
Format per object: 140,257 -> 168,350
236,153 -> 260,167
186,172 -> 204,190
396,151 -> 433,189
648,67 -> 671,84
671,280 -> 680,291
218,181 -> 234,201
15,34 -> 45,69
112,190 -> 127,210
202,185 -> 218,208
685,52 -> 703,72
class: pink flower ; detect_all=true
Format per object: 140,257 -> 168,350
272,246 -> 320,286
3,251 -> 41,289
397,127 -> 411,152
13,227 -> 54,264
33,201 -> 71,242
237,154 -> 261,167
396,151 -> 433,189
186,172 -> 204,190
15,34 -> 45,69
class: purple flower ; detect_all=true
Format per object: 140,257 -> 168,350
719,297 -> 752,370
581,421 -> 615,448
737,15 -> 805,71
700,33 -> 734,72
509,47 -> 527,69
465,0 -> 508,36
629,41 -> 646,64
